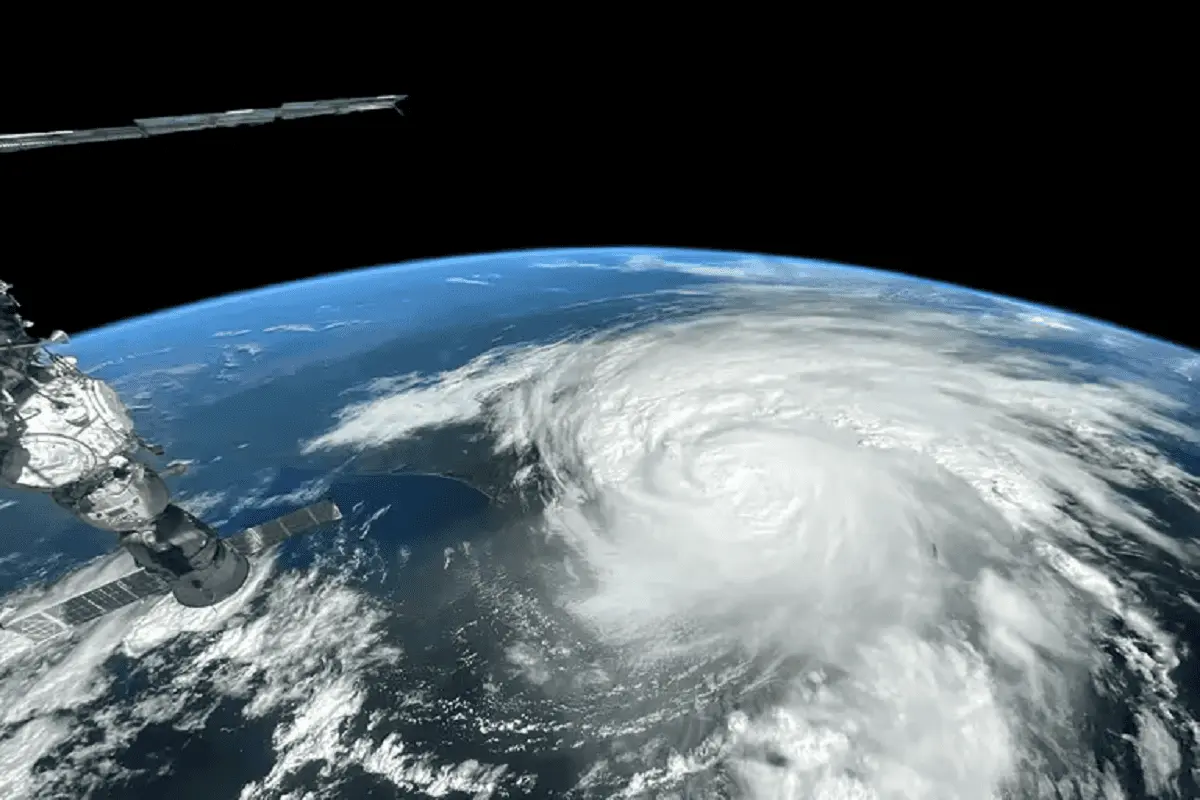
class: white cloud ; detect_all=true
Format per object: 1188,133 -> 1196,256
320,320 -> 371,331
619,253 -> 814,281
531,259 -> 605,269
257,321 -> 369,335
0,544 -> 420,799
1173,356 -> 1200,381
206,475 -> 334,527
154,363 -> 206,376
533,252 -> 820,282
302,284 -> 1198,796
263,324 -> 318,334
1021,313 -> 1076,331
248,478 -> 330,511
176,490 -> 228,520
445,276 -> 491,286
231,342 -> 263,356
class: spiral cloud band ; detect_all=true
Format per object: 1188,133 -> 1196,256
304,283 -> 1199,798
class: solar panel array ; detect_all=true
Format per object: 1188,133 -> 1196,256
2,568 -> 169,643
225,499 -> 342,556
4,612 -> 66,643
3,500 -> 342,645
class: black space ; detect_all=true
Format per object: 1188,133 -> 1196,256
2,77 -> 1187,349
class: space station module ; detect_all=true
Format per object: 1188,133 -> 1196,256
0,281 -> 251,610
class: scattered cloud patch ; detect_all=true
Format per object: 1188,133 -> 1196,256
0,537 -> 412,800
164,363 -> 206,375
263,324 -> 319,334
176,490 -> 228,520
446,276 -> 492,287
259,321 -> 369,334
218,476 -> 334,524
531,253 -> 815,282
116,363 -> 207,380
1171,357 -> 1200,382
83,360 -> 120,375
319,320 -> 371,331
231,342 -> 264,357
253,478 -> 330,510
212,329 -> 252,338
531,259 -> 605,270
128,347 -> 173,359
1022,314 -> 1076,331
620,254 -> 813,281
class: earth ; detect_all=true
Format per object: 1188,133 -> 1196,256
2,248 -> 1199,799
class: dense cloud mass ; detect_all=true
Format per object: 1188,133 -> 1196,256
304,286 -> 1200,797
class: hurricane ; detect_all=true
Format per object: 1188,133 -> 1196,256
303,284 -> 1200,798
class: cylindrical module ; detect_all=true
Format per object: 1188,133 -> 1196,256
121,504 -> 251,607
0,363 -> 137,491
52,458 -> 171,531
3,282 -> 253,616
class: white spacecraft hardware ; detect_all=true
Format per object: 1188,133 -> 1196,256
0,281 -> 342,644
0,95 -> 405,152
